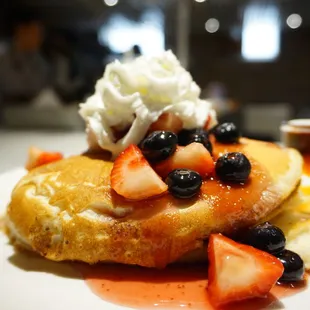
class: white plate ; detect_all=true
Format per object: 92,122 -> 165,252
0,168 -> 309,310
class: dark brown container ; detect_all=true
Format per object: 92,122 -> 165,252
281,119 -> 310,154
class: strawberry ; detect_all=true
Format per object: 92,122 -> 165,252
37,152 -> 63,166
207,234 -> 284,307
25,147 -> 63,170
148,113 -> 183,134
110,144 -> 168,200
154,142 -> 214,179
203,114 -> 211,130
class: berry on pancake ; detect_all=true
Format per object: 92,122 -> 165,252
110,144 -> 168,200
148,113 -> 183,134
165,169 -> 202,199
213,122 -> 240,144
154,142 -> 214,179
139,131 -> 178,163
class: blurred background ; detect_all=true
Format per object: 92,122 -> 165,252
0,0 -> 309,144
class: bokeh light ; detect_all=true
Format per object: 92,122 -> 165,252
205,18 -> 220,33
104,0 -> 118,7
287,14 -> 302,29
242,5 -> 280,61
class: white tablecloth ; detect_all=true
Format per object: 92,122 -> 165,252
0,130 -> 88,173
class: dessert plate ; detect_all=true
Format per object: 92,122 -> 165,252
0,168 -> 309,310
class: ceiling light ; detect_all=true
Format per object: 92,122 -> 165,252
98,9 -> 164,56
242,5 -> 280,61
104,0 -> 118,6
287,14 -> 302,29
205,18 -> 220,33
195,0 -> 206,3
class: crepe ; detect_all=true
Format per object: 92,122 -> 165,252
6,138 -> 302,268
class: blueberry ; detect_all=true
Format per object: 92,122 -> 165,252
166,169 -> 202,199
139,131 -> 177,162
242,222 -> 286,254
213,122 -> 240,143
276,250 -> 305,282
178,128 -> 212,154
215,152 -> 251,183
204,140 -> 213,155
178,128 -> 208,145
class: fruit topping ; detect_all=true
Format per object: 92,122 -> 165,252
178,128 -> 208,146
242,222 -> 286,254
207,234 -> 284,307
110,144 -> 168,200
25,146 -> 63,170
148,113 -> 183,134
276,250 -> 305,282
154,142 -> 214,179
184,130 -> 213,155
203,114 -> 212,130
215,152 -> 251,183
213,122 -> 240,143
190,136 -> 212,155
139,131 -> 178,163
165,169 -> 202,199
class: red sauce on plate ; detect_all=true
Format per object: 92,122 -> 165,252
75,139 -> 308,309
76,264 -> 307,310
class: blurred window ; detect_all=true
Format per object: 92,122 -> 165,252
242,4 -> 280,61
98,8 -> 164,56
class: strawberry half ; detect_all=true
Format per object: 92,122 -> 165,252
148,113 -> 183,134
110,144 -> 168,200
25,146 -> 63,170
207,234 -> 284,307
154,142 -> 214,179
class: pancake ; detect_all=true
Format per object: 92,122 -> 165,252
6,138 -> 302,268
270,177 -> 310,270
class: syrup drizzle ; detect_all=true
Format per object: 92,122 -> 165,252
76,264 -> 307,310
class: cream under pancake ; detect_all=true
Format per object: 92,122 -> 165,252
6,138 -> 302,268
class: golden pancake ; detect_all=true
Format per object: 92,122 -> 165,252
270,179 -> 310,270
6,138 -> 302,268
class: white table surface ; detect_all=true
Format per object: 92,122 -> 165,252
0,130 -> 88,173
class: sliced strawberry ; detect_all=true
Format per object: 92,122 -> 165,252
110,144 -> 168,200
148,113 -> 183,134
203,114 -> 211,130
207,234 -> 284,307
25,146 -> 63,170
154,142 -> 214,179
37,152 -> 63,166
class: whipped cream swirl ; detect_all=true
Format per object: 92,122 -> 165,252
79,50 -> 216,158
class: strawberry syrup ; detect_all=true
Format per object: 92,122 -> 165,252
76,263 -> 307,310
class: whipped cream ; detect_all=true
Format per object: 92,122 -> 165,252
79,50 -> 217,158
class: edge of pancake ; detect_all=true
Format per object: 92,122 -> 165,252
253,148 -> 303,221
5,146 -> 303,268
